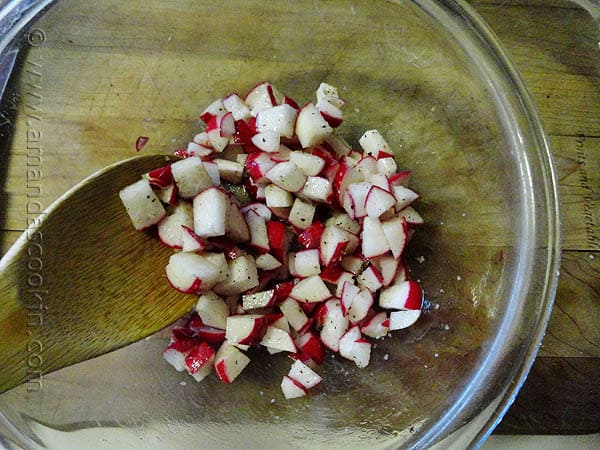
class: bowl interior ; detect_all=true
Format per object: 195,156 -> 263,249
0,0 -> 556,448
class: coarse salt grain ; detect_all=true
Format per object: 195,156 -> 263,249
383,354 -> 389,361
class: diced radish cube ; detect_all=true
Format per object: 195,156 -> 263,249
345,182 -> 371,218
225,199 -> 250,243
251,131 -> 281,153
214,255 -> 260,296
361,216 -> 390,258
260,326 -> 296,353
389,170 -> 411,187
316,82 -> 344,108
202,160 -> 221,186
156,202 -> 193,249
256,104 -> 298,138
357,264 -> 384,292
265,184 -> 293,208
195,326 -> 227,344
320,225 -> 355,267
225,314 -> 268,345
389,309 -> 421,330
245,81 -> 284,116
295,102 -> 333,148
361,311 -> 390,339
214,159 -> 244,184
255,253 -> 282,271
266,220 -> 291,262
163,339 -> 196,372
196,292 -> 229,330
214,341 -> 251,384
294,331 -> 326,365
171,156 -> 214,199
381,216 -> 408,259
241,202 -> 272,221
325,212 -> 360,235
222,93 -> 252,121
369,173 -> 392,192
339,326 -> 371,368
335,271 -> 355,297
288,359 -> 322,389
265,161 -> 307,193
200,99 -> 227,123
376,157 -> 398,176
297,221 -> 325,249
245,210 -> 270,253
290,249 -> 321,278
145,164 -> 173,188
245,151 -> 277,183
185,342 -> 215,382
340,281 -> 360,315
319,299 -> 348,352
193,187 -> 229,238
379,280 -> 423,310
341,254 -> 365,274
364,185 -> 396,218
181,225 -> 207,253
373,255 -> 402,287
316,98 -> 343,128
359,129 -> 390,158
346,289 -> 373,324
298,176 -> 332,203
392,186 -> 420,211
396,206 -> 424,226
354,156 -> 378,181
165,252 -> 228,293
289,275 -> 331,303
242,289 -> 275,310
288,151 -> 326,176
288,197 -> 316,230
119,178 -> 166,230
281,375 -> 307,399
279,298 -> 310,332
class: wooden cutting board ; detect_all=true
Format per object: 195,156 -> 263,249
0,0 -> 597,436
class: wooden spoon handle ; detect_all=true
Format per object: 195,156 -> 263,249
0,154 -> 195,393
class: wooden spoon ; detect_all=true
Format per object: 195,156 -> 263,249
0,154 -> 196,394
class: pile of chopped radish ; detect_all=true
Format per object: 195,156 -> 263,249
119,82 -> 425,400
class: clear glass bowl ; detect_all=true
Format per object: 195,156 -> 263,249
0,0 -> 560,448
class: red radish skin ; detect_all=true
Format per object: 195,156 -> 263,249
136,136 -> 149,152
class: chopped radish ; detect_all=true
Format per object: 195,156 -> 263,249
288,151 -> 326,176
196,292 -> 229,330
165,252 -> 228,293
265,184 -> 293,208
290,249 -> 321,278
320,299 -> 349,352
360,311 -> 390,339
214,255 -> 259,296
381,216 -> 408,259
265,161 -> 307,193
255,253 -> 282,271
214,159 -> 244,184
225,314 -> 269,345
171,156 -> 214,199
288,197 -> 316,230
222,93 -> 251,121
260,326 -> 296,353
359,129 -> 390,158
289,275 -> 331,303
298,176 -> 332,203
379,280 -> 423,310
281,375 -> 307,399
119,178 -> 166,230
339,326 -> 371,368
123,81 -> 427,399
279,298 -> 310,332
256,104 -> 298,138
242,289 -> 275,310
288,359 -> 322,389
251,131 -> 280,153
193,187 -> 229,238
361,217 -> 390,258
185,342 -> 215,382
295,102 -> 333,148
214,341 -> 251,383
389,309 -> 421,330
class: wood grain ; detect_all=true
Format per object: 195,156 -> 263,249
0,155 -> 197,393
